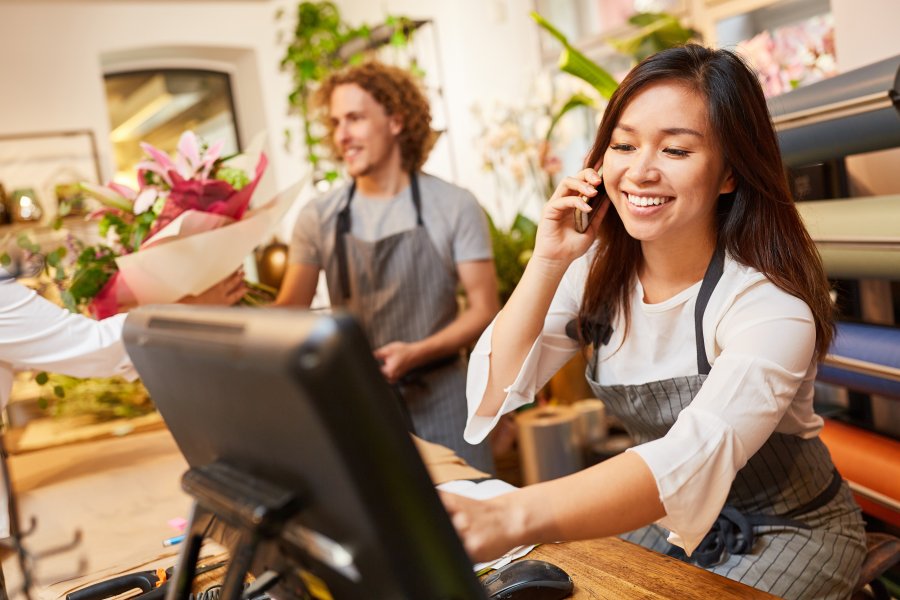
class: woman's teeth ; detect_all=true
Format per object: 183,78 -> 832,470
626,193 -> 670,207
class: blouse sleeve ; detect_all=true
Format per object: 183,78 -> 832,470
0,282 -> 136,384
630,280 -> 817,555
463,257 -> 587,444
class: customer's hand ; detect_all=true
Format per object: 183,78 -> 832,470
178,270 -> 246,306
533,167 -> 608,265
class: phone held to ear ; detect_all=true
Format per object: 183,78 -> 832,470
574,167 -> 607,234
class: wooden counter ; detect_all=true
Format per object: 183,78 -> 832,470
2,428 -> 776,599
533,538 -> 777,599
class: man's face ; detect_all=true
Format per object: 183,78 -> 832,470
329,83 -> 402,178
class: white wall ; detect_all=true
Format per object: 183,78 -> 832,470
0,0 -> 304,211
0,0 -> 545,237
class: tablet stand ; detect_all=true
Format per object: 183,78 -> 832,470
165,462 -> 299,600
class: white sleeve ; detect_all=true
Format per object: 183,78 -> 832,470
0,281 -> 136,381
463,259 -> 585,444
630,281 -> 817,555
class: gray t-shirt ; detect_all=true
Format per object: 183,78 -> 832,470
289,173 -> 493,274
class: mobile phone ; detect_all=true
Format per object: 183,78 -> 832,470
574,168 -> 607,233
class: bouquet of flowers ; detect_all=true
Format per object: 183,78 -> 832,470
54,131 -> 294,318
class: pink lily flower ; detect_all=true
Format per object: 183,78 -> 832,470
133,188 -> 159,214
200,140 -> 225,180
79,182 -> 134,212
107,181 -> 138,201
138,142 -> 175,186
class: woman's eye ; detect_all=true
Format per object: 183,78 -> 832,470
610,143 -> 634,152
664,148 -> 690,157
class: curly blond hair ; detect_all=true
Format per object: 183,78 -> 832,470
314,61 -> 436,172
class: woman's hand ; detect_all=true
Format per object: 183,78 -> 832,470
532,168 -> 608,266
440,491 -> 524,563
178,270 -> 247,306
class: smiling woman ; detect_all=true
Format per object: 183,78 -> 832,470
444,44 -> 868,600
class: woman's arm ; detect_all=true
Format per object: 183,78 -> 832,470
442,450 -> 664,562
475,169 -> 608,418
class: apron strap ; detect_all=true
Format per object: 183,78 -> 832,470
409,171 -> 424,226
669,468 -> 843,568
334,181 -> 356,301
694,243 -> 725,375
334,172 -> 422,302
567,242 -> 725,358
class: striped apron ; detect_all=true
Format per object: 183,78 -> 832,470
583,246 -> 866,599
327,172 -> 494,473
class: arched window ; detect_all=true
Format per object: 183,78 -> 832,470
104,69 -> 241,185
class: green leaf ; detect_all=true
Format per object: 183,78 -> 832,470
53,385 -> 66,398
0,253 -> 10,267
609,13 -> 697,62
61,290 -> 77,313
215,166 -> 251,191
47,247 -> 65,267
35,372 -> 49,385
530,11 -> 570,46
16,234 -> 40,254
390,29 -> 407,47
546,93 -> 596,142
559,47 -> 618,99
532,11 -> 618,98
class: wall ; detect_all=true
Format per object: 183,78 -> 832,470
0,0 -> 548,238
2,0 -> 896,227
0,0 -> 303,212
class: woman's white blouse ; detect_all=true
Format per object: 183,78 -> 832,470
464,252 -> 824,555
0,281 -> 135,407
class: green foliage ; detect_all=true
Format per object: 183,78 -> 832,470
35,373 -> 154,420
487,212 -> 538,305
608,13 -> 699,63
279,1 -> 418,181
531,11 -> 619,99
61,245 -> 118,312
215,166 -> 251,190
98,210 -> 157,253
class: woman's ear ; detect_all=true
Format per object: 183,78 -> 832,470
720,167 -> 736,195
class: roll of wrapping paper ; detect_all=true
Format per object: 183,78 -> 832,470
572,399 -> 608,451
516,405 -> 583,485
796,195 -> 900,279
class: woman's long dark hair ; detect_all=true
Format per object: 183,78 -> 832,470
579,44 -> 834,357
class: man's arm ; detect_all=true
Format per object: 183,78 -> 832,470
374,259 -> 499,382
274,263 -> 321,307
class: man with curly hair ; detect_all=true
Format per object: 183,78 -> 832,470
276,61 -> 498,472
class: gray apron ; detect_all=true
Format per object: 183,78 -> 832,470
327,173 -> 494,473
582,246 -> 866,600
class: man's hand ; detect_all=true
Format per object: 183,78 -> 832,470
178,270 -> 246,306
373,341 -> 421,383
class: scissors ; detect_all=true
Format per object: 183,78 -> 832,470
66,561 -> 228,600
